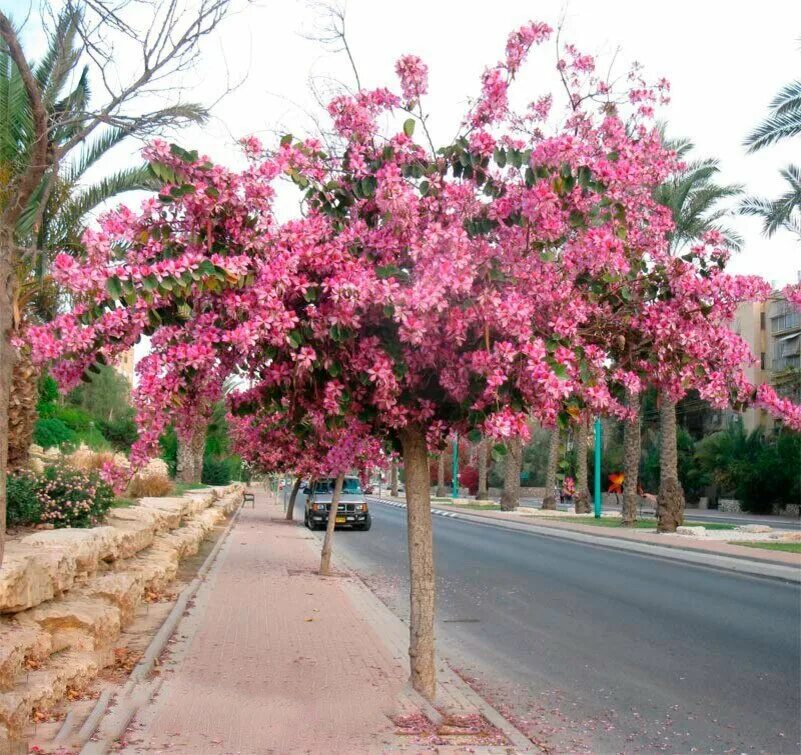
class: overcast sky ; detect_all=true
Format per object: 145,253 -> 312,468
13,0 -> 801,286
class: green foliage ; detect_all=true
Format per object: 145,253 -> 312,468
695,424 -> 801,514
98,414 -> 138,451
202,456 -> 232,485
5,465 -> 114,528
67,365 -> 132,424
33,417 -> 76,449
38,374 -> 59,404
640,425 -> 703,499
159,426 -> 178,476
6,472 -> 42,527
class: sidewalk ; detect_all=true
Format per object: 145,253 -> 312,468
376,496 -> 801,569
117,490 -> 530,754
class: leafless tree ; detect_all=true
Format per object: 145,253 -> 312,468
0,0 -> 243,563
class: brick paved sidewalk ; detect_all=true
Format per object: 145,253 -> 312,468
122,490 -> 409,754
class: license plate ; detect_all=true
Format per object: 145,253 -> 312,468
336,516 -> 346,524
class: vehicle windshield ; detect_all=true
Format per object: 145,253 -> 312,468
312,478 -> 362,494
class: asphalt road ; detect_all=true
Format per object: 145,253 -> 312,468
314,499 -> 801,754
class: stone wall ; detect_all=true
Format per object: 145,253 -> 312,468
0,484 -> 244,742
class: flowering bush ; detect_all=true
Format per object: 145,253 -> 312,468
7,465 -> 116,528
562,476 -> 576,498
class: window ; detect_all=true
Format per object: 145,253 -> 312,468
760,311 -> 766,330
760,352 -> 766,370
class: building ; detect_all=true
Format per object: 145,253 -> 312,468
733,293 -> 801,432
114,348 -> 136,388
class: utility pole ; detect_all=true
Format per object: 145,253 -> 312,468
451,434 -> 459,498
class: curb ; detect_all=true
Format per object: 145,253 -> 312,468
319,527 -> 538,752
75,501 -> 243,754
369,497 -> 801,584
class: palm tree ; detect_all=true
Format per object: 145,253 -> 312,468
653,138 -> 743,532
3,8 -> 202,469
745,79 -> 801,151
541,428 -> 560,510
741,67 -> 801,241
739,164 -> 801,239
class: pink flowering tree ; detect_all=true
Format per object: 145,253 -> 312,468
27,21 -> 801,699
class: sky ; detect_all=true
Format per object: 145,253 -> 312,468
11,0 -> 801,289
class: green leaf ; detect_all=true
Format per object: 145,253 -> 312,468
419,180 -> 430,196
280,133 -> 293,146
467,428 -> 483,443
143,275 -> 158,292
403,118 -> 416,137
287,331 -> 302,349
106,277 -> 123,300
493,148 -> 507,168
376,265 -> 401,279
327,363 -> 341,377
360,176 -> 376,198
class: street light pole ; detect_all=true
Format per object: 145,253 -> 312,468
452,434 -> 459,499
593,417 -> 603,519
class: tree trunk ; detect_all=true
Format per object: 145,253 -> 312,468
657,397 -> 685,533
390,460 -> 398,497
500,437 -> 521,511
0,228 -> 15,565
177,426 -> 206,483
319,473 -> 344,576
621,393 -> 641,527
399,425 -> 436,702
476,438 -> 488,500
574,419 -> 590,514
7,345 -> 38,470
436,450 -> 446,497
285,476 -> 302,521
542,428 -> 560,510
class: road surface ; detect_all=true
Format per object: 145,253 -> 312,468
309,499 -> 801,753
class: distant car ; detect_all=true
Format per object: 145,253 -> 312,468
303,476 -> 371,531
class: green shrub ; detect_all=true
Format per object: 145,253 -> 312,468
52,405 -> 93,433
5,465 -> 114,528
6,471 -> 43,526
36,465 -> 115,527
99,415 -> 139,451
34,417 -> 76,449
202,456 -> 232,485
159,427 -> 178,476
73,426 -> 112,451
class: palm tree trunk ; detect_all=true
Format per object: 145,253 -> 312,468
657,397 -> 685,532
0,227 -> 15,566
574,419 -> 590,514
399,425 -> 436,701
285,476 -> 302,521
621,392 -> 641,526
7,345 -> 38,470
319,473 -> 344,576
436,451 -> 446,497
542,428 -> 560,510
177,425 -> 206,484
500,437 -> 522,511
390,460 -> 398,497
476,438 -> 489,500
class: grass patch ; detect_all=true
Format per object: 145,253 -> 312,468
735,541 -> 801,553
447,503 -> 501,510
549,516 -> 735,530
111,497 -> 135,509
173,482 -> 211,495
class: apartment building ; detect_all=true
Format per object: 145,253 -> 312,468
733,293 -> 801,432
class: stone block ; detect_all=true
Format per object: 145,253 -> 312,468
74,572 -> 143,625
676,526 -> 705,537
106,504 -> 180,532
106,519 -> 155,559
0,623 -> 51,692
0,544 -> 77,614
738,524 -> 772,534
16,598 -> 121,653
19,527 -> 120,578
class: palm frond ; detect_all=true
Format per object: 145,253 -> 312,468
56,165 -> 157,240
769,79 -> 801,115
745,105 -> 801,151
64,127 -> 131,183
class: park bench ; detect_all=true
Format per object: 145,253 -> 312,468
243,492 -> 255,508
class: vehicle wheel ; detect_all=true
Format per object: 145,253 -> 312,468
358,516 -> 372,531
